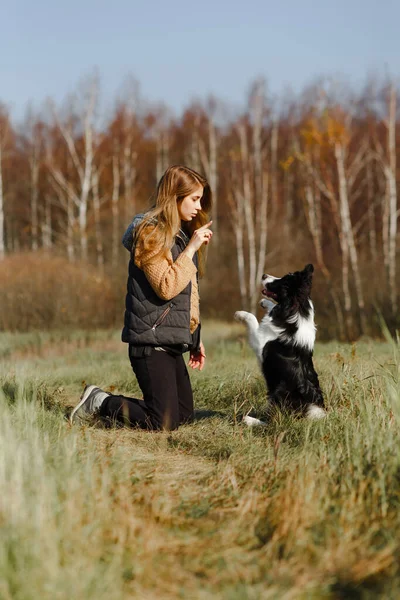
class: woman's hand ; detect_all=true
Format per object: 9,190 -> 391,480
188,341 -> 207,371
185,221 -> 213,257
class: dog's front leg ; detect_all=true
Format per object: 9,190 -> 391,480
234,311 -> 261,357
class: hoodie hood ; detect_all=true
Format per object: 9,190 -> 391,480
122,213 -> 190,252
122,213 -> 149,252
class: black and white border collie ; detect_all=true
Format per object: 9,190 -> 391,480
235,264 -> 326,424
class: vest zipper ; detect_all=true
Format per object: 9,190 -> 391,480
152,303 -> 174,330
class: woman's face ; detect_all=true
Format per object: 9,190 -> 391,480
178,185 -> 203,222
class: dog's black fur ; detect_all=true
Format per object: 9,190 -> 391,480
235,264 -> 325,421
261,264 -> 325,416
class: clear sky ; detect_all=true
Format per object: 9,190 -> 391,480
2,0 -> 400,120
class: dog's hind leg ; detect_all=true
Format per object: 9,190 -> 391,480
305,405 -> 326,419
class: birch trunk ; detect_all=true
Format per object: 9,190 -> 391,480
198,104 -> 218,239
255,172 -> 269,292
190,115 -> 201,172
30,156 -> 39,251
79,99 -> 94,261
112,153 -> 120,267
230,188 -> 247,308
92,170 -> 104,270
208,114 -> 218,238
366,161 -> 377,263
387,85 -> 398,314
335,142 -> 366,336
304,181 -> 345,340
270,120 -> 279,222
238,123 -> 257,309
156,128 -> 170,182
42,193 -> 52,249
123,133 -> 137,222
0,145 -> 4,260
67,193 -> 75,262
51,77 -> 98,262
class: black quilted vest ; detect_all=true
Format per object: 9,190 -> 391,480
121,234 -> 197,348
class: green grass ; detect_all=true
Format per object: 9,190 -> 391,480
0,323 -> 399,599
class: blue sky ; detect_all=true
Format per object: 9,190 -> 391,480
2,0 -> 400,120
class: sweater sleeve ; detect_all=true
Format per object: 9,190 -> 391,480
134,228 -> 197,300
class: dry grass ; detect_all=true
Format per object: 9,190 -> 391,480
0,252 -> 120,331
0,323 -> 399,599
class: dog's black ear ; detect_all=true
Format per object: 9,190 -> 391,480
301,264 -> 314,282
304,264 -> 314,274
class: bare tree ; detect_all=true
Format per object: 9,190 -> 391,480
374,83 -> 398,314
198,98 -> 219,239
42,191 -> 53,249
22,108 -> 45,251
297,107 -> 368,337
153,105 -> 172,182
49,74 -> 99,261
0,106 -> 10,260
229,79 -> 269,313
92,167 -> 105,270
111,150 -> 121,267
119,81 -> 140,222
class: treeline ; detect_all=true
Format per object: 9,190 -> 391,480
0,74 -> 399,340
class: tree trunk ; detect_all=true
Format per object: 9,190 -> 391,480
366,161 -> 377,263
92,170 -> 104,271
270,120 -> 279,222
42,194 -> 52,249
255,171 -> 269,295
238,123 -> 257,310
208,114 -> 218,239
30,158 -> 39,251
67,193 -> 75,262
304,181 -> 346,340
112,153 -> 120,268
387,85 -> 398,314
230,187 -> 247,309
0,145 -> 4,260
335,142 -> 366,336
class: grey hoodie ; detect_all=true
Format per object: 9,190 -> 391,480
122,213 -> 191,253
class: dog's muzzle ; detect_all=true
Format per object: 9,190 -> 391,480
262,288 -> 278,301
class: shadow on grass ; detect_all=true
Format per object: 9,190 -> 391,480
193,409 -> 228,421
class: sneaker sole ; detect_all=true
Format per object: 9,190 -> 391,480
69,385 -> 98,424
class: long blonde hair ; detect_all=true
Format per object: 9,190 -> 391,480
135,165 -> 212,277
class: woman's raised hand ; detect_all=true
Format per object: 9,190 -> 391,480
187,221 -> 213,254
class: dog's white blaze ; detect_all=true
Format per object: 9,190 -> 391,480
306,404 -> 326,419
263,275 -> 280,284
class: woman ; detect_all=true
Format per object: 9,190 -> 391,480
70,165 -> 213,431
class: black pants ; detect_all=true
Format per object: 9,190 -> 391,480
99,348 -> 194,431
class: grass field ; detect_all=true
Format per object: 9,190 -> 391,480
0,322 -> 400,599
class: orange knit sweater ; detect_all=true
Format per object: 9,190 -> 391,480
134,228 -> 200,334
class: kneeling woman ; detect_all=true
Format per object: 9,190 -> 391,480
70,165 -> 213,431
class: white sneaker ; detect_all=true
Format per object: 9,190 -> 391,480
70,385 -> 110,424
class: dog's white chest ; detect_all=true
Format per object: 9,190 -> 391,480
291,302 -> 316,351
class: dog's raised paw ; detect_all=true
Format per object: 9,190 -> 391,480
234,311 -> 248,322
260,298 -> 275,312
